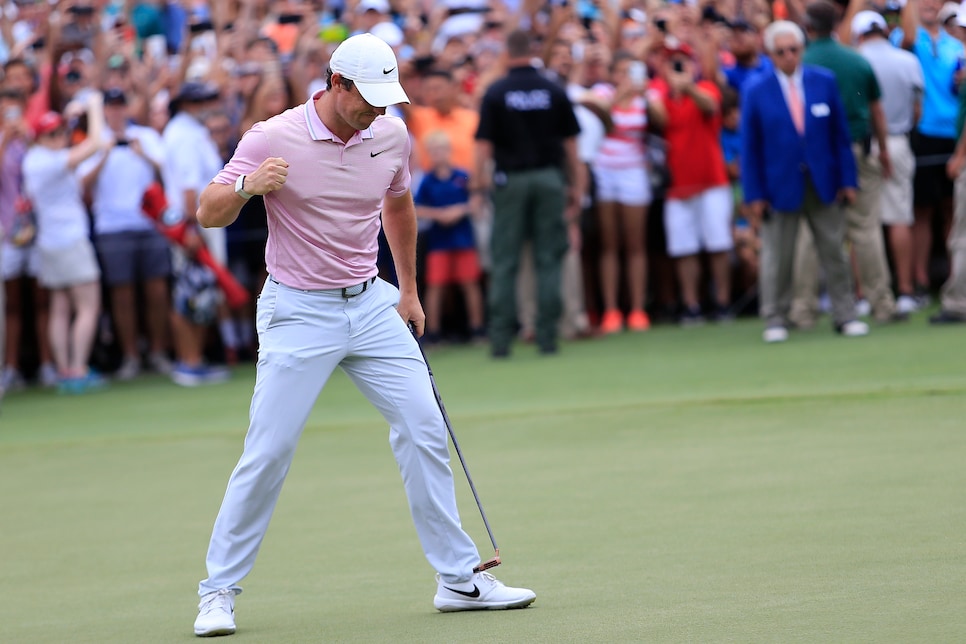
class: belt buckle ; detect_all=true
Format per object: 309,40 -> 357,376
341,279 -> 370,298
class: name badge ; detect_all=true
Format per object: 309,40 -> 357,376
811,103 -> 830,118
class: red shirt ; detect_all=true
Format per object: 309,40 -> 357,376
651,78 -> 728,200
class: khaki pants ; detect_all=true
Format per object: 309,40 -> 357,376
941,169 -> 966,314
791,144 -> 895,325
761,181 -> 856,328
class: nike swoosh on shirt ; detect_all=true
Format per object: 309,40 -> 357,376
444,585 -> 481,598
370,149 -> 390,157
383,67 -> 396,75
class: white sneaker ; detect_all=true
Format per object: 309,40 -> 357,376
148,352 -> 174,375
194,588 -> 236,637
1,367 -> 25,391
839,320 -> 869,337
39,362 -> 60,388
433,571 -> 536,612
115,356 -> 141,381
762,326 -> 788,343
855,299 -> 871,317
896,295 -> 919,315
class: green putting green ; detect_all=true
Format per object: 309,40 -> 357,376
2,315 -> 964,642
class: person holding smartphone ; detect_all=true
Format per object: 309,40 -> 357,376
590,51 -> 664,334
648,40 -> 734,326
22,93 -> 108,392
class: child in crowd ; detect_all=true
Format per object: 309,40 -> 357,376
413,130 -> 485,344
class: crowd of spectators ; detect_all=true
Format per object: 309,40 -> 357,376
0,0 -> 964,396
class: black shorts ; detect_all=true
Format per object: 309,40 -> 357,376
95,229 -> 172,287
912,132 -> 956,207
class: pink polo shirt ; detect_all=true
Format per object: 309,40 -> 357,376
213,90 -> 412,290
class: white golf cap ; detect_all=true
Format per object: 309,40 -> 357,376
356,0 -> 390,13
850,10 -> 887,39
329,33 -> 410,107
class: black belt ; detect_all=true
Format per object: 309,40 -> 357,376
269,276 -> 376,298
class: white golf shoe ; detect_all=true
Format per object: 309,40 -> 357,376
433,571 -> 536,612
194,588 -> 236,637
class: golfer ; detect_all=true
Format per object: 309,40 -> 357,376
191,34 -> 535,637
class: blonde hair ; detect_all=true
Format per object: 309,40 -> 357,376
423,130 -> 451,149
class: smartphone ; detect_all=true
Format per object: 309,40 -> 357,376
115,139 -> 129,146
189,20 -> 214,34
628,60 -> 647,88
68,5 -> 95,15
145,34 -> 167,60
672,60 -> 685,73
572,40 -> 585,63
278,13 -> 302,24
655,18 -> 667,33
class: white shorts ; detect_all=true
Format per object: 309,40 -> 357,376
877,134 -> 915,226
38,238 -> 101,289
664,185 -> 734,257
1,241 -> 41,280
594,165 -> 652,207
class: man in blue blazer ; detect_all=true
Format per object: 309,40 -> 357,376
741,20 -> 869,343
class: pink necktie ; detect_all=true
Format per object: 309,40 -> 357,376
788,82 -> 805,135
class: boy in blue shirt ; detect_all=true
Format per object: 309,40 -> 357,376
414,131 -> 485,343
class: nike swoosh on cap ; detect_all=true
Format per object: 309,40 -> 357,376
444,585 -> 481,598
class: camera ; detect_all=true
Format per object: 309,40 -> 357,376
68,5 -> 95,16
672,60 -> 685,73
115,139 -> 129,146
654,18 -> 667,33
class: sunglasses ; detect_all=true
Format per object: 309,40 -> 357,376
774,45 -> 801,56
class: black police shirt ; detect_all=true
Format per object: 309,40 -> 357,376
476,66 -> 581,174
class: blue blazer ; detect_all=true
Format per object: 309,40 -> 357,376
740,65 -> 857,213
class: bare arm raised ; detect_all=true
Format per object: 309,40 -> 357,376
197,156 -> 289,228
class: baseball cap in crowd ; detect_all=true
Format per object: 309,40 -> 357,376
663,38 -> 694,58
851,10 -> 887,38
729,18 -> 758,32
957,7 -> 966,27
175,81 -> 221,103
35,111 -> 64,136
329,34 -> 410,107
103,87 -> 127,105
369,21 -> 404,48
939,1 -> 960,24
356,0 -> 390,13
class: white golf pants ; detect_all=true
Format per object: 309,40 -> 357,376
199,277 -> 481,596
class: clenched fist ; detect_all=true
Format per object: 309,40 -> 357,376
245,157 -> 289,195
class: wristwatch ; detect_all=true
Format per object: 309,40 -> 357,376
235,174 -> 253,200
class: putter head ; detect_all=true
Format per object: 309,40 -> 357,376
473,555 -> 501,573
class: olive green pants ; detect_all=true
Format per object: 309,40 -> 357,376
488,168 -> 568,352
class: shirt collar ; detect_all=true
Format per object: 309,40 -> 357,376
776,67 -> 803,86
304,90 -> 375,144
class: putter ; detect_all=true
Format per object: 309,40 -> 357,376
411,326 -> 501,573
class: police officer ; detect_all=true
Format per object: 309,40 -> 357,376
474,29 -> 581,358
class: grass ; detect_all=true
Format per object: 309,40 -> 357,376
1,314 -> 964,643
